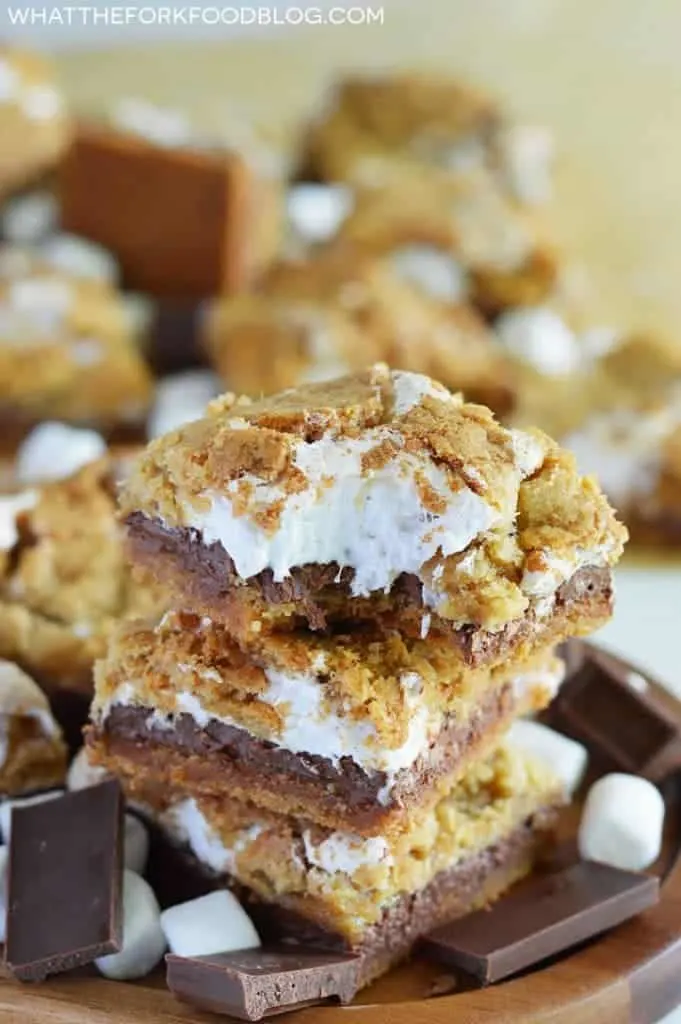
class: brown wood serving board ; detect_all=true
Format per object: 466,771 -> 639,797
0,647 -> 681,1023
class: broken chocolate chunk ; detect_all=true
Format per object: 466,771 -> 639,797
5,779 -> 124,981
166,947 -> 361,1020
421,859 -> 659,985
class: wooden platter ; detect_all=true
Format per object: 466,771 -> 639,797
0,647 -> 680,1024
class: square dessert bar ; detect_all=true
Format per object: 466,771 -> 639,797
203,250 -> 516,414
153,741 -> 562,990
0,455 -> 160,694
89,609 -> 564,835
299,72 -> 553,210
59,111 -> 282,298
120,365 -> 626,650
512,333 -> 681,545
0,48 -> 71,198
0,246 -> 152,432
0,660 -> 66,794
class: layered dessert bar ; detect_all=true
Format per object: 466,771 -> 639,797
0,659 -> 66,794
512,332 -> 681,545
203,251 -> 515,411
335,174 -> 558,317
0,455 -> 160,694
89,610 -> 564,834
60,99 -> 282,298
0,48 -> 71,198
121,365 -> 626,648
0,245 -> 152,436
298,72 -> 553,209
153,740 -> 562,989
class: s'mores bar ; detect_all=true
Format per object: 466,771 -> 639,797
299,72 -> 553,209
121,366 -> 626,649
89,611 -> 564,835
0,660 -> 66,794
512,332 -> 681,545
0,455 -> 161,694
152,741 -> 562,989
203,249 -> 515,412
0,48 -> 71,198
60,100 -> 282,298
0,244 -> 152,438
335,174 -> 557,317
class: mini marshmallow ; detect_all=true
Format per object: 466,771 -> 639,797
507,719 -> 588,797
161,890 -> 260,959
389,245 -> 466,302
39,233 -> 119,284
500,125 -> 554,206
95,870 -> 166,980
286,184 -> 353,245
0,846 -> 7,943
112,98 -> 193,149
496,306 -> 582,377
0,191 -> 59,245
121,292 -> 155,338
0,789 -> 63,844
147,370 -> 221,440
66,746 -> 110,791
578,773 -> 665,872
15,422 -> 106,484
124,813 -> 149,875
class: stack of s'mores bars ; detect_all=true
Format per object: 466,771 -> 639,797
88,364 -> 626,991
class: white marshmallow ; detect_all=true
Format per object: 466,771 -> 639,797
161,890 -> 260,959
39,233 -> 119,284
496,306 -> 582,376
507,720 -> 588,797
147,370 -> 221,440
15,422 -> 106,484
389,245 -> 466,302
124,813 -> 149,875
0,789 -> 63,844
66,746 -> 109,791
22,85 -> 63,122
0,846 -> 7,943
578,773 -> 665,872
500,125 -> 554,206
95,870 -> 166,980
112,98 -> 192,148
0,192 -> 59,245
121,292 -> 155,338
286,184 -> 353,245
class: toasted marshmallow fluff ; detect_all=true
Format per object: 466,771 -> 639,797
0,660 -> 60,768
496,306 -> 582,376
302,832 -> 393,875
186,431 -> 497,596
163,797 -> 264,875
389,245 -> 466,302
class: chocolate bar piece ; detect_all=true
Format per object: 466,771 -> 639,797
421,860 -> 659,985
166,948 -> 361,1020
5,779 -> 124,980
544,644 -> 681,780
59,120 -> 280,299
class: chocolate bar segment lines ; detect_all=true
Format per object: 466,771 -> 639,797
5,779 -> 124,981
422,860 -> 659,985
166,948 -> 361,1020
